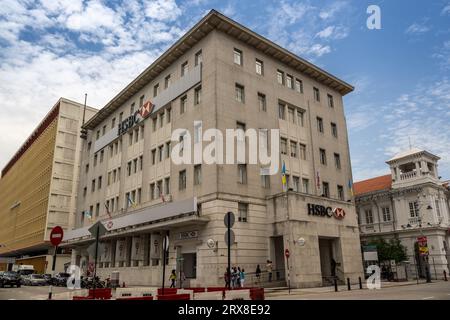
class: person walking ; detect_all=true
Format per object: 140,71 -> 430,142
231,267 -> 237,288
240,268 -> 246,288
169,269 -> 177,288
224,268 -> 230,288
256,264 -> 261,284
237,267 -> 241,287
266,260 -> 273,282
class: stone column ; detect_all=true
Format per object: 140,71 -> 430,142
391,167 -> 397,181
415,161 -> 421,175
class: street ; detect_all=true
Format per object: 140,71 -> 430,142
266,281 -> 450,300
0,286 -> 74,300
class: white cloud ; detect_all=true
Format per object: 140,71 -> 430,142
319,1 -> 348,20
315,25 -> 348,40
442,4 -> 450,15
145,0 -> 181,21
405,23 -> 430,35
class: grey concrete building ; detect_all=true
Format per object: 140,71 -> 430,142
63,10 -> 363,288
354,148 -> 450,279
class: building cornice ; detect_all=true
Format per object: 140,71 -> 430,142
83,9 -> 354,130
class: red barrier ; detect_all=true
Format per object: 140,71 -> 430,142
157,294 -> 190,300
184,288 -> 206,293
157,288 -> 178,295
206,287 -> 227,292
88,288 -> 112,300
117,296 -> 154,300
250,288 -> 265,300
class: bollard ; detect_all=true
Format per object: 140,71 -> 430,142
347,278 -> 351,291
444,270 -> 448,282
359,277 -> 363,289
334,278 -> 338,292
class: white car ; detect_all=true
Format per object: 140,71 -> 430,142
23,274 -> 47,286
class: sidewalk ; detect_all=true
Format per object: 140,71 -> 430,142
265,279 -> 446,297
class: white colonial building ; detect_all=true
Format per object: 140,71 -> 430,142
354,148 -> 450,279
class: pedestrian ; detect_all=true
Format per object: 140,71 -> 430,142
237,267 -> 241,287
266,260 -> 273,282
256,264 -> 261,284
231,267 -> 237,288
240,268 -> 246,288
169,269 -> 177,288
224,268 -> 230,288
331,258 -> 337,277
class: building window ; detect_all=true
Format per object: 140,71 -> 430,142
435,199 -> 441,217
313,87 -> 320,102
295,79 -> 303,93
91,179 -> 96,192
261,174 -> 270,188
280,138 -> 288,155
194,164 -> 202,185
166,108 -> 171,123
382,207 -> 391,222
317,117 -> 324,133
159,113 -> 164,128
139,95 -> 145,107
100,150 -> 104,163
409,201 -> 419,217
286,74 -> 294,89
320,148 -> 327,165
322,182 -> 330,197
111,117 -> 116,129
129,132 -> 133,146
334,153 -> 341,169
255,59 -> 263,75
83,187 -> 87,197
127,161 -> 132,176
278,103 -> 285,120
163,177 -> 170,195
137,188 -> 142,204
152,118 -> 157,132
181,61 -> 188,76
179,170 -> 187,190
258,93 -> 266,112
96,130 -> 100,140
277,70 -> 284,85
156,181 -> 162,199
96,203 -> 100,217
98,176 -> 102,189
158,145 -> 163,162
130,103 -> 135,116
164,75 -> 171,89
302,178 -> 309,194
238,202 -> 248,222
331,122 -> 338,138
166,142 -> 171,158
365,209 -> 374,224
233,48 -> 242,65
195,50 -> 202,66
290,141 -> 297,158
194,122 -> 202,144
238,164 -> 247,184
293,176 -> 300,192
235,84 -> 245,103
337,185 -> 344,200
299,144 -> 307,160
288,107 -> 295,124
180,95 -> 187,114
102,125 -> 106,136
94,154 -> 98,166
150,183 -> 155,200
297,110 -> 304,126
133,158 -> 138,173
194,86 -> 202,105
151,149 -> 156,165
85,164 -> 89,173
153,83 -> 159,97
327,94 -> 334,108
119,112 -> 123,123
134,128 -> 139,142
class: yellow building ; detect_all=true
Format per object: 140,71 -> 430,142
0,98 -> 96,273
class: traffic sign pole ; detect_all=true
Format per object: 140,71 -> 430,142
48,226 -> 64,300
227,212 -> 231,290
285,249 -> 290,294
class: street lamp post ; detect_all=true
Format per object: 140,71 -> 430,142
416,197 -> 432,283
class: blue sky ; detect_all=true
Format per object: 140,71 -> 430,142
0,0 -> 449,181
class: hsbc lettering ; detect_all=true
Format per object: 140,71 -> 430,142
118,112 -> 140,136
307,203 -> 346,220
307,203 -> 333,217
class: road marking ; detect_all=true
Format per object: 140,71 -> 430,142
422,296 -> 434,300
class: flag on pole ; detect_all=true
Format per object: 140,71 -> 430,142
281,161 -> 287,191
348,179 -> 353,197
84,210 -> 92,220
127,194 -> 136,208
104,202 -> 112,219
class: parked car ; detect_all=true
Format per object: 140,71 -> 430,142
22,274 -> 47,286
52,273 -> 70,287
0,271 -> 21,288
42,274 -> 53,285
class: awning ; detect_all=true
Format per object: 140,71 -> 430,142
64,197 -> 200,243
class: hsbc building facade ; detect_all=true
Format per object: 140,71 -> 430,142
61,11 -> 363,288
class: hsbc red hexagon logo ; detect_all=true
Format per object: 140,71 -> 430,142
139,101 -> 154,118
333,207 -> 346,219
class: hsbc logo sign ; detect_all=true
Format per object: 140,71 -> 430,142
117,101 -> 154,136
307,203 -> 346,220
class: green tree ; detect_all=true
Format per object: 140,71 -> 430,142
368,238 -> 407,262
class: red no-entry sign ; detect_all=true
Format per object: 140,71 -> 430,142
285,248 -> 290,258
50,226 -> 64,247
